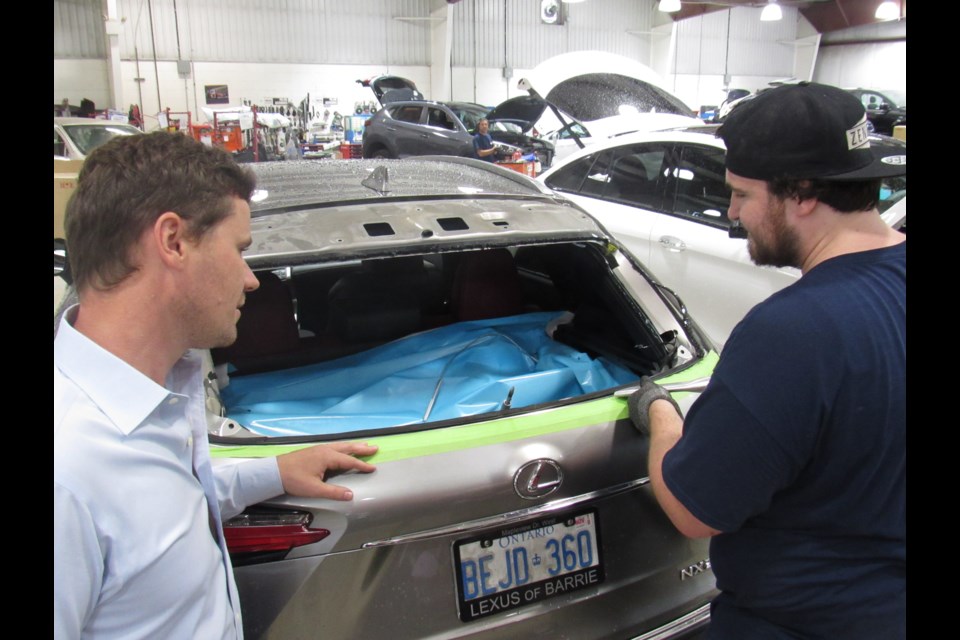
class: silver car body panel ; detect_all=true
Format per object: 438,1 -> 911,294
228,404 -> 715,639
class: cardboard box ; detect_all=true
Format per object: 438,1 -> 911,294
54,158 -> 84,239
496,160 -> 536,178
892,125 -> 906,142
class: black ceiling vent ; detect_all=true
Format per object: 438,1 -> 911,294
437,217 -> 469,231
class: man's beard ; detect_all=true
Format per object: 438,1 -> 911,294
747,197 -> 803,269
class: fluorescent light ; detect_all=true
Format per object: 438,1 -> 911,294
760,1 -> 782,22
658,0 -> 681,13
875,1 -> 899,21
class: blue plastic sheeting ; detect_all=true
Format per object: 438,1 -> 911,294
221,312 -> 638,436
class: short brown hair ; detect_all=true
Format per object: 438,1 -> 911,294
65,131 -> 256,292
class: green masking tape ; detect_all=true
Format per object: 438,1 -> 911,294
210,350 -> 718,465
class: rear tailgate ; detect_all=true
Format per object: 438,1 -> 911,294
216,382 -> 717,639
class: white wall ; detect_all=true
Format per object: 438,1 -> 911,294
813,40 -> 906,92
652,6 -> 815,112
54,59 -> 112,108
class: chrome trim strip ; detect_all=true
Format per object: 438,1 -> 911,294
630,603 -> 711,640
361,477 -> 649,549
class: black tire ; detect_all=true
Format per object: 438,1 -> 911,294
372,148 -> 394,159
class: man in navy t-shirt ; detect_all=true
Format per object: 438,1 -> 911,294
473,118 -> 497,162
628,83 -> 906,639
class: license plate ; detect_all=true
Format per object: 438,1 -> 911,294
453,510 -> 604,622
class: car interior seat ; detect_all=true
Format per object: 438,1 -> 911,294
326,256 -> 429,344
451,249 -> 526,321
212,271 -> 302,371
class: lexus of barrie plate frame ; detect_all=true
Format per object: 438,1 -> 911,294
453,509 -> 605,622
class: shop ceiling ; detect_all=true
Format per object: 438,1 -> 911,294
661,1 -> 906,33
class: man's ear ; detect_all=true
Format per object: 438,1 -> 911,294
794,195 -> 819,218
153,212 -> 189,268
792,181 -> 819,218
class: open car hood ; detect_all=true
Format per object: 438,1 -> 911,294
360,75 -> 424,105
522,52 -> 694,123
485,96 -> 550,133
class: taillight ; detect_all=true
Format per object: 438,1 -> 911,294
224,509 -> 329,560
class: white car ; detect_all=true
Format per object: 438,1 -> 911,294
539,128 -> 906,349
54,117 -> 143,160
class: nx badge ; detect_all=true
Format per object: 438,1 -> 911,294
514,459 -> 563,499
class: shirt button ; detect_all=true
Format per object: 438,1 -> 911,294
187,435 -> 194,447
168,396 -> 180,405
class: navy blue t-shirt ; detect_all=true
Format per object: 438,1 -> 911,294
663,242 -> 906,639
473,132 -> 495,162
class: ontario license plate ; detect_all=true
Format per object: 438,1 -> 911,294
453,510 -> 604,622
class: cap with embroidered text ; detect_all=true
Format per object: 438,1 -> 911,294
717,82 -> 906,181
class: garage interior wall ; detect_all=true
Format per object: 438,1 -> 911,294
55,0 -> 905,127
659,5 -> 818,111
812,19 -> 905,92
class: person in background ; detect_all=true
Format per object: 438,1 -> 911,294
629,82 -> 906,639
473,118 -> 497,162
55,131 -> 378,638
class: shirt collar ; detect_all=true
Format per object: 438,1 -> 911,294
54,305 -> 194,435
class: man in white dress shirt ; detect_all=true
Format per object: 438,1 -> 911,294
54,131 -> 378,639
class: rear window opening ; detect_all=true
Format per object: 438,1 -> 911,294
211,242 -> 675,438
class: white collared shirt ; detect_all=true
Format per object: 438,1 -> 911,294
54,308 -> 283,639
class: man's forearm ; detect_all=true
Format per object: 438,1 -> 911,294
647,400 -> 721,538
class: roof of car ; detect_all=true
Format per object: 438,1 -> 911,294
249,157 -> 554,213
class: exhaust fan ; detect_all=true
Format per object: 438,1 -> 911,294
541,0 -> 564,25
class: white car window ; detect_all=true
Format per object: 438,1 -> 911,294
670,145 -> 731,229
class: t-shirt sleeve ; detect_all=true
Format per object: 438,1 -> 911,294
213,457 -> 284,521
662,293 -> 831,533
54,482 -> 103,638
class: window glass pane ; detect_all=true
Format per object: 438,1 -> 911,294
427,108 -> 456,131
543,155 -> 597,193
604,145 -> 669,211
389,106 -> 423,124
672,145 -> 730,227
580,151 -> 617,197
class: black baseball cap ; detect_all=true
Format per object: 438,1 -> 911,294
717,82 -> 906,181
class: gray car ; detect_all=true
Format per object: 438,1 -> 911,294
201,157 -> 718,639
361,99 -> 556,167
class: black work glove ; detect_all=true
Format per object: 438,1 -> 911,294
627,378 -> 683,436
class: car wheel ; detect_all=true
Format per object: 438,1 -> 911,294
865,120 -> 876,134
372,148 -> 394,159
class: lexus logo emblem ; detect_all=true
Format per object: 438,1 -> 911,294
514,459 -> 563,500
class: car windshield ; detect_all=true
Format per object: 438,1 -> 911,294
62,123 -> 142,155
881,89 -> 905,108
449,105 -> 489,132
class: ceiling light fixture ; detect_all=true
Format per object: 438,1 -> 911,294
875,1 -> 899,21
658,0 -> 681,13
760,1 -> 783,22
